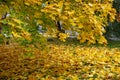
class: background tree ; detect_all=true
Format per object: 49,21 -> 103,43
0,0 -> 116,45
105,0 -> 120,41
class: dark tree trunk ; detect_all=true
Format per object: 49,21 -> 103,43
56,21 -> 65,33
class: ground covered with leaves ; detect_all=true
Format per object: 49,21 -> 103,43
0,41 -> 120,80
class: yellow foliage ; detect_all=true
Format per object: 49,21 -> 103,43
12,18 -> 23,24
0,4 -> 9,19
24,0 -> 42,6
20,31 -> 31,41
98,36 -> 107,45
0,0 -> 119,79
0,0 -> 116,45
58,33 -> 69,42
41,0 -> 116,44
12,31 -> 21,38
36,20 -> 43,25
1,42 -> 120,79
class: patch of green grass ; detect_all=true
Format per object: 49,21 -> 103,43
107,40 -> 120,48
48,37 -> 120,48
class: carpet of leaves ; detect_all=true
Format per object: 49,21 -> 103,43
0,43 -> 120,80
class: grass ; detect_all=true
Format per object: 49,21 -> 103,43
107,40 -> 120,48
48,38 -> 120,48
0,39 -> 120,80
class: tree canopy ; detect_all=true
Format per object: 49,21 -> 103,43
0,0 -> 116,45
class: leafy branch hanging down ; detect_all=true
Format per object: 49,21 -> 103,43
41,0 -> 116,45
0,0 -> 116,45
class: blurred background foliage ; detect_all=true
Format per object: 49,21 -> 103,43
105,0 -> 120,41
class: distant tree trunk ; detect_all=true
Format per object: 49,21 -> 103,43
56,21 -> 65,33
56,21 -> 65,38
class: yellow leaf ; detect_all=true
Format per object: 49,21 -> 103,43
62,16 -> 68,20
78,24 -> 83,28
72,75 -> 79,80
12,31 -> 21,38
13,19 -> 23,24
71,22 -> 76,26
37,20 -> 43,24
8,22 -> 15,27
24,2 -> 30,6
98,36 -> 107,45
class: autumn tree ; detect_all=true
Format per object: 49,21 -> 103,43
0,0 -> 116,45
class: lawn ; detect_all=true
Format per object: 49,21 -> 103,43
0,39 -> 120,80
